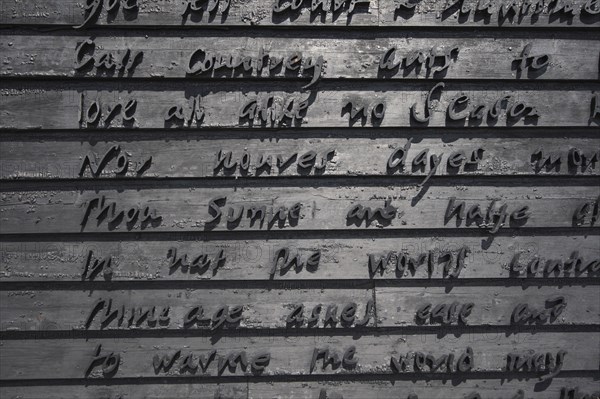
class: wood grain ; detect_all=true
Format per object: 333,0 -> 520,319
1,333 -> 597,379
375,286 -> 600,326
1,184 -> 598,234
1,384 -> 250,399
1,235 -> 598,282
1,82 -> 598,129
249,379 -> 600,399
1,136 -> 598,180
0,288 -> 375,331
1,378 -> 599,399
2,33 -> 599,81
1,0 -> 598,27
0,286 -> 596,332
1,0 -> 599,394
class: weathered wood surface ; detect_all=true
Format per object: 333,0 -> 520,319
0,384 -> 252,399
2,378 -> 599,399
375,286 -> 600,326
250,380 -> 600,399
1,0 -> 599,27
1,184 -> 598,234
1,333 -> 597,379
1,82 -> 598,129
1,286 -> 596,332
379,0 -> 600,27
0,288 -> 375,331
1,235 -> 598,281
2,33 -> 599,81
1,136 -> 599,180
1,0 -> 599,395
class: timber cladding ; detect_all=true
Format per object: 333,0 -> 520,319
0,1 -> 598,399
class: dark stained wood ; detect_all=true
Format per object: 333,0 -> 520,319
2,33 -> 599,81
1,136 -> 598,180
1,0 -> 598,27
1,82 -> 598,129
1,235 -> 598,282
1,184 -> 598,234
1,333 -> 597,379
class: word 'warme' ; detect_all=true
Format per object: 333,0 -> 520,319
80,196 -> 161,230
444,197 -> 531,233
286,300 -> 374,327
79,145 -> 152,178
369,246 -> 470,278
213,148 -> 335,176
506,349 -> 567,381
391,347 -> 474,373
411,82 -> 539,125
510,251 -> 600,276
153,350 -> 270,375
186,48 -> 324,89
207,196 -> 302,229
74,38 -> 143,75
239,94 -> 311,126
379,46 -> 459,76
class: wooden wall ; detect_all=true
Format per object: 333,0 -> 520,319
0,0 -> 599,398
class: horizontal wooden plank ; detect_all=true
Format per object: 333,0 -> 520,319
1,333 -> 597,379
2,235 -> 598,282
1,0 -> 598,27
376,286 -> 600,326
2,136 -> 599,180
1,82 -> 598,129
379,0 -> 600,28
2,33 -> 599,81
0,288 -> 375,331
2,378 -> 599,399
1,286 -> 596,332
1,184 -> 598,234
0,384 -> 250,399
249,379 -> 600,399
